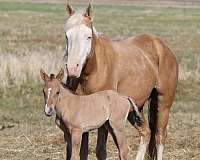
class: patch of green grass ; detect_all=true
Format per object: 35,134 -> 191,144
0,1 -> 63,13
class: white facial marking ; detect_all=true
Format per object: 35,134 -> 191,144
65,24 -> 92,77
47,88 -> 51,103
45,88 -> 52,107
136,136 -> 149,160
44,88 -> 53,115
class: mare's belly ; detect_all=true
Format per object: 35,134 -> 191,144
116,45 -> 157,107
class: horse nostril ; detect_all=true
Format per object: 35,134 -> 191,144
76,64 -> 79,67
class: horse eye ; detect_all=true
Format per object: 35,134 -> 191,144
56,92 -> 60,95
87,36 -> 92,40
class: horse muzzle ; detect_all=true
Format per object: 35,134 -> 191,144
66,64 -> 81,78
44,105 -> 54,117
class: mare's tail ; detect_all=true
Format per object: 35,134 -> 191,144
127,97 -> 143,127
148,88 -> 158,160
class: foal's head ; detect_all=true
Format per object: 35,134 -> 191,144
40,68 -> 64,116
64,3 -> 96,78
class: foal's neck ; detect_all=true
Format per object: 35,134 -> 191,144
55,83 -> 76,118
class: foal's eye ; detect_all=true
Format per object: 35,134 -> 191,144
56,92 -> 60,95
87,36 -> 92,40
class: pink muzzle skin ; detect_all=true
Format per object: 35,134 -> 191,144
44,104 -> 54,117
66,64 -> 81,78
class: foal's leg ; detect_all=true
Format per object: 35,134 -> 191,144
128,110 -> 151,160
96,125 -> 108,160
71,129 -> 82,160
108,121 -> 129,160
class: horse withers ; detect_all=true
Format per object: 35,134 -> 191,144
40,68 -> 143,160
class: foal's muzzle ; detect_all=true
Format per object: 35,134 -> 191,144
44,105 -> 54,117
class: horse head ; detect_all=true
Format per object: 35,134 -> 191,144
64,3 -> 96,78
40,68 -> 64,116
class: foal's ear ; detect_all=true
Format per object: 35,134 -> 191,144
56,68 -> 64,81
40,69 -> 49,82
66,3 -> 75,16
84,3 -> 92,18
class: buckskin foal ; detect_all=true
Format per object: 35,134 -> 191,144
63,4 -> 178,160
40,68 -> 143,160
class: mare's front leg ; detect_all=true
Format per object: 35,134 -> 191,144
80,132 -> 89,160
96,125 -> 109,160
71,129 -> 82,160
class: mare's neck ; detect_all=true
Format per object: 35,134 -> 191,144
83,35 -> 115,76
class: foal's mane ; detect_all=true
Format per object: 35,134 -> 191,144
49,74 -> 75,94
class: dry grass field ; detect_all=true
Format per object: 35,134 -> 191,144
0,1 -> 200,160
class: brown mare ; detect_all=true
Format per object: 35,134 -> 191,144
40,68 -> 143,160
63,3 -> 178,160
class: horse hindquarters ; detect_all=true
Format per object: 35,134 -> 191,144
148,37 -> 178,160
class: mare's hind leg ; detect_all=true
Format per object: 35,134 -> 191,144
155,66 -> 177,160
107,121 -> 129,160
155,92 -> 174,160
96,125 -> 108,160
128,110 -> 151,160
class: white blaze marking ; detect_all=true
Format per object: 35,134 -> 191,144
136,136 -> 148,160
65,25 -> 92,67
46,88 -> 52,106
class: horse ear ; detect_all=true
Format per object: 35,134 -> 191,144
40,69 -> 49,82
56,68 -> 64,81
66,3 -> 75,16
84,3 -> 92,18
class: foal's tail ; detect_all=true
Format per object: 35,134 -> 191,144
127,97 -> 143,126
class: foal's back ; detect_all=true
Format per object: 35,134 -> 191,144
62,90 -> 130,131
